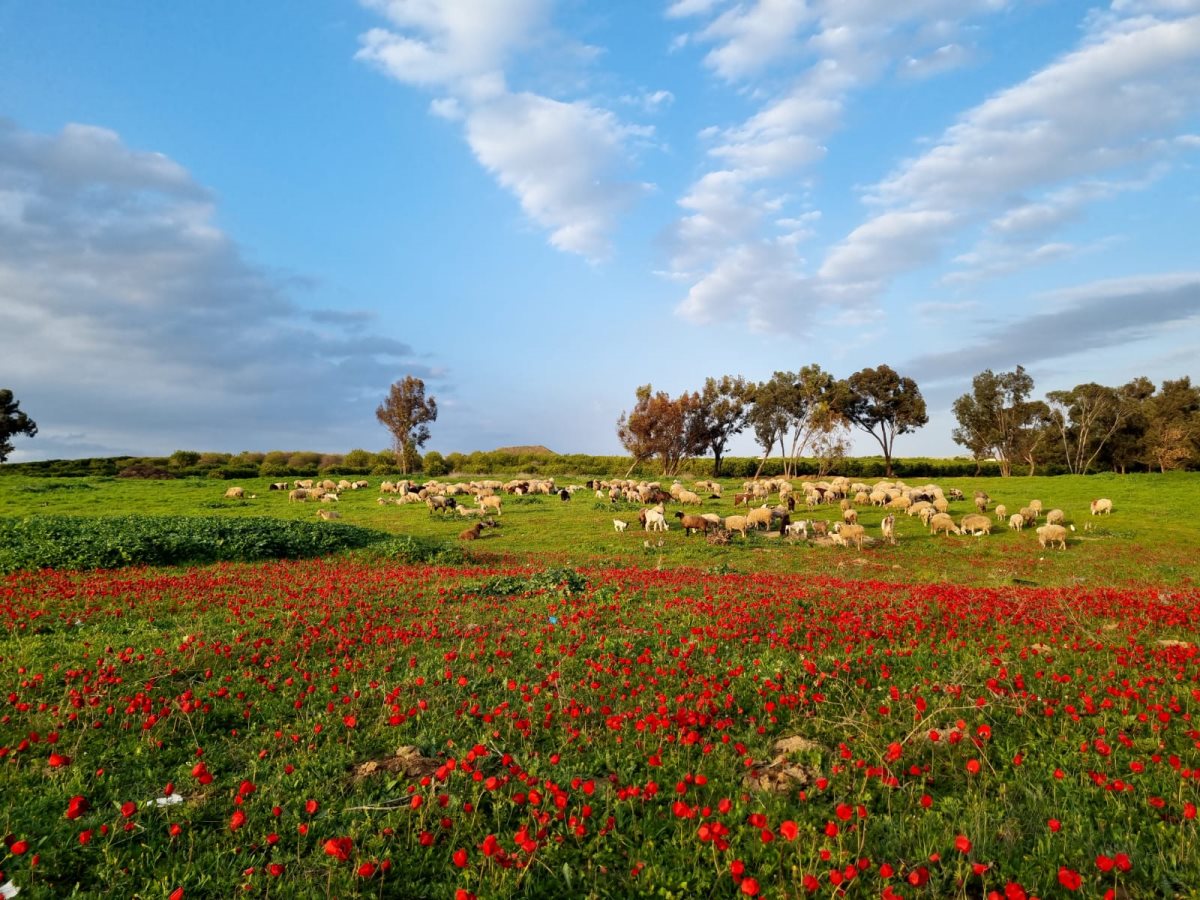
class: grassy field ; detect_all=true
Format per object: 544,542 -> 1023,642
1,471 -> 1197,586
2,471 -> 1199,898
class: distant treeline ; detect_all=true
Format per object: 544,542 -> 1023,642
0,447 -> 1097,480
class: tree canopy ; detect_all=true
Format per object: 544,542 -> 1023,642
951,366 -> 1048,476
616,385 -> 702,477
376,376 -> 437,475
0,389 -> 38,463
838,365 -> 927,477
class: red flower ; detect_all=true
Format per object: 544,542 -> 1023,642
269,864 -> 284,877
1057,867 -> 1082,891
48,752 -> 70,768
323,837 -> 352,861
357,862 -> 377,878
1048,819 -> 1062,832
835,803 -> 853,821
955,835 -> 972,854
966,759 -> 982,775
453,848 -> 468,868
907,866 -> 930,886
306,799 -> 319,815
65,795 -> 89,820
780,820 -> 799,841
229,810 -> 246,831
120,801 -> 137,818
1114,853 -> 1132,872
10,839 -> 29,855
740,877 -> 760,896
169,889 -> 184,900
1096,854 -> 1114,872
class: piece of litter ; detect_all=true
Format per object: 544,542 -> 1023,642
148,792 -> 184,807
548,616 -> 558,625
1,879 -> 21,898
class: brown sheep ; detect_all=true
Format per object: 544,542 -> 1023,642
674,512 -> 711,536
458,523 -> 484,541
833,523 -> 866,550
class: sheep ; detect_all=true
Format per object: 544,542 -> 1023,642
947,488 -> 965,501
479,495 -> 503,516
1090,498 -> 1113,515
994,504 -> 1007,522
1009,513 -> 1026,532
268,482 -> 289,491
457,506 -> 486,518
295,480 -> 314,490
832,523 -> 866,550
1036,523 -> 1068,550
960,513 -> 993,536
224,486 -> 245,499
676,489 -> 702,506
288,489 -> 308,503
842,508 -> 858,526
784,520 -> 808,540
933,497 -> 950,514
459,523 -> 485,541
907,500 -> 932,518
746,507 -> 775,530
674,512 -> 711,536
644,509 -> 669,532
320,480 -> 336,492
810,520 -> 829,537
723,515 -> 750,538
613,519 -> 628,533
699,512 -> 723,526
887,495 -> 912,511
427,496 -> 456,515
974,494 -> 989,514
929,513 -> 960,536
1045,509 -> 1065,526
1019,506 -> 1037,523
918,506 -> 936,527
352,480 -> 369,490
881,513 -> 896,545
337,480 -> 353,492
316,509 -> 341,521
320,493 -> 339,503
733,492 -> 752,507
1028,499 -> 1043,515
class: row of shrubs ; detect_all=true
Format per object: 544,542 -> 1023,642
0,516 -> 463,573
3,450 -> 1089,480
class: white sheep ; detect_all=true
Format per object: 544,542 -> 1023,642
746,507 -> 775,530
613,519 -> 628,533
723,515 -> 750,538
1045,509 -> 1065,526
880,513 -> 896,545
929,513 -> 960,536
960,513 -> 992,536
676,489 -> 703,506
288,489 -> 308,503
224,486 -> 245,499
1009,513 -> 1026,532
699,513 -> 723,526
321,493 -> 339,503
842,508 -> 858,526
479,495 -> 503,516
832,523 -> 866,550
1090,498 -> 1113,515
994,504 -> 1007,522
1036,523 -> 1068,550
784,520 -> 808,539
644,509 -> 669,532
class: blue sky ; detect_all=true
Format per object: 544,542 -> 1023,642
2,0 -> 1198,463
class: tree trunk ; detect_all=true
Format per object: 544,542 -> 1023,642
713,450 -> 723,478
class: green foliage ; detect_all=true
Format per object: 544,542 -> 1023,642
477,566 -> 590,597
0,515 -> 387,573
359,533 -> 465,565
424,450 -> 449,477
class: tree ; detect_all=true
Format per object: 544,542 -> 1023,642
837,365 -> 928,477
689,376 -> 750,477
951,366 -> 1046,477
1045,381 -> 1140,475
376,376 -> 438,476
0,389 -> 38,463
616,385 -> 702,477
1143,377 -> 1200,472
745,374 -> 794,478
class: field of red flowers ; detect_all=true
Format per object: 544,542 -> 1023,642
2,560 -> 1199,898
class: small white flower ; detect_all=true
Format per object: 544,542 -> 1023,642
147,792 -> 184,807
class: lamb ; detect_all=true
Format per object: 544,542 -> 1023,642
960,513 -> 992,536
907,501 -> 932,518
929,513 -> 960,536
1045,509 -> 1065,526
869,490 -> 888,507
881,513 -> 896,545
994,504 -> 1007,522
784,520 -> 808,540
352,480 -> 369,490
459,523 -> 485,541
613,519 -> 628,533
947,488 -> 965,501
316,509 -> 341,521
918,506 -> 936,527
1009,513 -> 1026,532
479,495 -> 503,516
974,493 -> 989,513
674,512 -> 712,536
1090,498 -> 1113,515
887,495 -> 912,511
810,520 -> 828,537
224,486 -> 245,499
1036,523 -> 1068,550
723,515 -> 750,538
832,523 -> 866,550
842,508 -> 858,526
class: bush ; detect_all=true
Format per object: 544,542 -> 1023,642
424,451 -> 449,477
116,463 -> 174,479
0,516 -> 389,573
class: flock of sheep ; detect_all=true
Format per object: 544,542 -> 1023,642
220,474 -> 1114,552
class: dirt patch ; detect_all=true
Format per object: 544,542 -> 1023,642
743,735 -> 827,793
350,746 -> 441,782
1156,639 -> 1192,649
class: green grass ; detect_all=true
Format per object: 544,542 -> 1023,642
0,472 -> 1197,585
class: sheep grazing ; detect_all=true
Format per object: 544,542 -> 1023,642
1044,509 -> 1065,526
316,509 -> 341,521
929,513 -> 960,536
321,493 -> 339,503
1028,499 -> 1043,515
1018,506 -> 1037,523
676,489 -> 702,506
1090,498 -> 1113,515
427,496 -> 456,515
974,493 -> 989,514
960,513 -> 992,536
458,523 -> 485,541
994,504 -> 1007,522
723,515 -> 750,538
288,489 -> 308,503
784,520 -> 808,540
832,523 -> 866,550
479,495 -> 503,516
644,509 -> 669,532
842,508 -> 858,526
881,513 -> 896,545
337,480 -> 353,492
933,497 -> 950,514
746,507 -> 775,530
947,488 -> 965,501
268,482 -> 289,491
887,496 -> 912,511
1009,513 -> 1026,532
224,486 -> 245,499
613,519 -> 628,533
674,512 -> 712,536
810,520 -> 828,537
1036,523 -> 1068,550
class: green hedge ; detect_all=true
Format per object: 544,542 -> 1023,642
0,515 -> 390,573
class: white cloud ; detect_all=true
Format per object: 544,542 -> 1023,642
359,0 -> 644,262
0,119 -> 434,458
